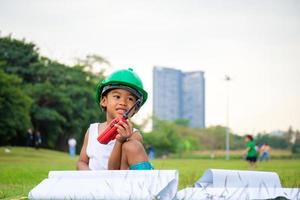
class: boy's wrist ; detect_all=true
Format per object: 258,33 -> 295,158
116,137 -> 129,144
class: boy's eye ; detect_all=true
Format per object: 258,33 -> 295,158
113,95 -> 120,99
128,97 -> 135,101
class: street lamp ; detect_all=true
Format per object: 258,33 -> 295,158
225,75 -> 231,160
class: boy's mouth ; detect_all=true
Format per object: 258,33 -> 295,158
116,108 -> 127,115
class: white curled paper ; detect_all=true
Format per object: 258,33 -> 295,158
29,170 -> 178,200
177,169 -> 299,200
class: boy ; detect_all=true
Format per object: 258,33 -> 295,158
244,135 -> 257,168
77,68 -> 153,170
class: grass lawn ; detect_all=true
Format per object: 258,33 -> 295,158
0,147 -> 300,199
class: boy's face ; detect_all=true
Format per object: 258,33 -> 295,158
100,88 -> 137,119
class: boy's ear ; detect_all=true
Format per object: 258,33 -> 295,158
100,96 -> 107,108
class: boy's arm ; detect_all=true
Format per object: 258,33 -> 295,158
76,129 -> 90,170
108,140 -> 123,170
108,120 -> 140,170
244,146 -> 250,155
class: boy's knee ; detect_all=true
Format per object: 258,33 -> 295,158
122,139 -> 144,154
122,139 -> 151,169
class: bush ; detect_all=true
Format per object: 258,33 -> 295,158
292,140 -> 300,154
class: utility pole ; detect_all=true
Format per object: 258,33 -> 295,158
225,75 -> 231,160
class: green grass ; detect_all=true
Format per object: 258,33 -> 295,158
0,147 -> 300,199
0,147 -> 77,199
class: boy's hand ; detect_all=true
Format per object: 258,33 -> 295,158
115,120 -> 133,143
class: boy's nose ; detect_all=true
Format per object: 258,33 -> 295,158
119,98 -> 127,106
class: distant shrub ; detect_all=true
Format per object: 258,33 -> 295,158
292,140 -> 300,154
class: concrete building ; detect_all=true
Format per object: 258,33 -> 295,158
182,71 -> 205,128
153,66 -> 205,128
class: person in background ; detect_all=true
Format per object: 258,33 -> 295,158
68,137 -> 77,158
27,128 -> 34,147
259,143 -> 271,161
147,144 -> 155,161
35,130 -> 42,149
244,134 -> 257,168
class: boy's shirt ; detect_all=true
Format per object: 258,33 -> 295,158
246,141 -> 257,157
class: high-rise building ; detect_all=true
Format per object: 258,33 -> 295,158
182,71 -> 205,128
153,66 -> 205,128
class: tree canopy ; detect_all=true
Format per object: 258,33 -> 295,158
0,35 -> 106,150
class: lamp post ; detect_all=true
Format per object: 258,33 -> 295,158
225,75 -> 231,160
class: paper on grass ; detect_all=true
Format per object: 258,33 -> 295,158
177,169 -> 299,200
28,170 -> 178,200
194,169 -> 281,188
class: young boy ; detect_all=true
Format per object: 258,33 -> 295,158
77,68 -> 153,170
244,134 -> 257,168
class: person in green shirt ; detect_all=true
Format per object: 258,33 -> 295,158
244,134 -> 257,168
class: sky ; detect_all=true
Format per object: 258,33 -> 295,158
1,0 -> 300,134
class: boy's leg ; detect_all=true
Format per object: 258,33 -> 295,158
120,139 -> 152,170
251,157 -> 257,168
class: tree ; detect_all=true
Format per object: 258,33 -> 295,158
144,118 -> 200,157
0,67 -> 32,145
0,34 -> 106,151
76,54 -> 111,74
24,59 -> 105,150
144,119 -> 180,156
255,133 -> 288,149
292,130 -> 300,154
0,35 -> 39,78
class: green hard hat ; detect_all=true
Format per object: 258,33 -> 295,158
96,68 -> 148,107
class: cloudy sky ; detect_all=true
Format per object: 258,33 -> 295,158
1,0 -> 300,134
